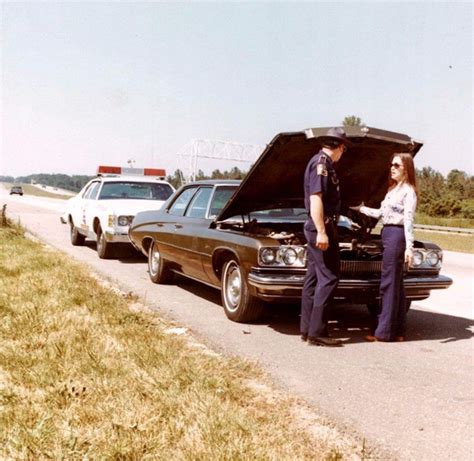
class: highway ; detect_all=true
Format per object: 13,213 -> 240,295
2,189 -> 473,460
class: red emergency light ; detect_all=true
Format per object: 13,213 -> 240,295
98,165 -> 122,174
97,166 -> 167,177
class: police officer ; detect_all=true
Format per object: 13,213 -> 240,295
300,127 -> 349,347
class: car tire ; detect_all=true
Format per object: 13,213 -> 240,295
366,301 -> 379,318
405,300 -> 412,312
96,225 -> 116,259
70,221 -> 85,246
221,259 -> 265,323
367,300 -> 412,316
148,241 -> 173,284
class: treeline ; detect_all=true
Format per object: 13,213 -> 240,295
416,168 -> 474,218
2,166 -> 473,218
0,174 -> 93,192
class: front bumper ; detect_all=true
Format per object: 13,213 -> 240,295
104,229 -> 132,244
248,269 -> 453,303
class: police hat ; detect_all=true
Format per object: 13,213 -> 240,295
317,127 -> 351,147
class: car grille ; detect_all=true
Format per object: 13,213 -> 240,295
341,260 -> 382,277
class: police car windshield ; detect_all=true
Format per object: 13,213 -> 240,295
99,182 -> 173,201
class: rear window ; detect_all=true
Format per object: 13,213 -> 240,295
98,182 -> 173,201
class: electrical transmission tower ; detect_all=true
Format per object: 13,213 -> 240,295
176,139 -> 265,183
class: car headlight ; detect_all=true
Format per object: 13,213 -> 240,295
412,250 -> 424,267
259,246 -> 306,267
282,248 -> 297,265
426,251 -> 440,267
261,248 -> 277,264
118,215 -> 134,226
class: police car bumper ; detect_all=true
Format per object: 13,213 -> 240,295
248,270 -> 453,303
103,230 -> 132,243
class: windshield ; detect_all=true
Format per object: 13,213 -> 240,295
99,182 -> 173,201
226,207 -> 307,222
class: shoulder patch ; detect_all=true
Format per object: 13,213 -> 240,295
317,163 -> 328,176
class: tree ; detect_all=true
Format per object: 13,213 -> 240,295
166,169 -> 184,189
342,115 -> 364,127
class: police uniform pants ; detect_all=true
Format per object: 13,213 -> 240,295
301,223 -> 340,338
375,225 -> 407,340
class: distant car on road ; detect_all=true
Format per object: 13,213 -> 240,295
128,126 -> 453,323
10,186 -> 23,196
64,166 -> 175,259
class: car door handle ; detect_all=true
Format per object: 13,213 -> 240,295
174,224 -> 183,229
156,223 -> 163,227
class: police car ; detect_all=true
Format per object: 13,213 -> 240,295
64,166 -> 175,258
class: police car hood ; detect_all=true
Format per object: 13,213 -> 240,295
97,199 -> 168,215
216,126 -> 422,222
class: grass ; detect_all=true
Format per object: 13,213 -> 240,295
415,213 -> 474,229
414,230 -> 474,254
0,220 -> 363,459
1,182 -> 72,200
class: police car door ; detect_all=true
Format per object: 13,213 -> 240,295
81,181 -> 101,238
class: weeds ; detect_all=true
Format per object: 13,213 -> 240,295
0,222 -> 364,459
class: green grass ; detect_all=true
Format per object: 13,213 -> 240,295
415,230 -> 474,254
1,182 -> 72,200
0,220 -> 364,459
415,212 -> 474,229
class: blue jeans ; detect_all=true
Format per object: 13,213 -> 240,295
375,225 -> 407,340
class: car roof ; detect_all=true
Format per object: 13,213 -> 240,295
94,176 -> 172,184
181,179 -> 241,186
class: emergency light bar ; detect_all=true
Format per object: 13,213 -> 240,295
97,166 -> 166,177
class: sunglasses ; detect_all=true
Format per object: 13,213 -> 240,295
391,162 -> 402,169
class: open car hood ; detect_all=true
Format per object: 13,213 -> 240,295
216,126 -> 422,222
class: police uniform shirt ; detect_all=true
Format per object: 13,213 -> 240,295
304,150 -> 341,232
360,182 -> 417,249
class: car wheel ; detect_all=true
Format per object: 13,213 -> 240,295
96,225 -> 116,259
148,241 -> 173,284
405,300 -> 412,312
70,221 -> 85,246
221,259 -> 265,323
367,300 -> 412,316
366,302 -> 379,318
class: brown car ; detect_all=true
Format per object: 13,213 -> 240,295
128,126 -> 452,322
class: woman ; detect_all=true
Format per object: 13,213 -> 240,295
350,153 -> 417,342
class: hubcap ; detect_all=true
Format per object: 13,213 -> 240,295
150,245 -> 160,275
98,232 -> 104,251
225,264 -> 241,311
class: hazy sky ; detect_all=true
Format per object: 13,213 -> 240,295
1,1 -> 472,178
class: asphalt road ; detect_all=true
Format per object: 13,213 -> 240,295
2,190 -> 473,460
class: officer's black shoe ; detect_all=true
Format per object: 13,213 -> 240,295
308,336 -> 343,347
300,334 -> 308,342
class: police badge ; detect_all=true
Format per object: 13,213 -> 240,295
316,163 -> 328,176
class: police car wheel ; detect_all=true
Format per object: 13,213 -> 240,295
221,259 -> 265,323
96,225 -> 116,259
148,241 -> 173,284
70,221 -> 85,246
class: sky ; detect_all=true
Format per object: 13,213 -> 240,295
1,1 -> 472,179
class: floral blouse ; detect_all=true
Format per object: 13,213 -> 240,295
360,182 -> 417,250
